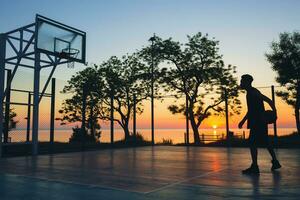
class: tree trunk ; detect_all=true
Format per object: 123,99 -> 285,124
188,105 -> 200,144
295,107 -> 300,135
89,105 -> 95,138
124,121 -> 130,141
190,117 -> 201,144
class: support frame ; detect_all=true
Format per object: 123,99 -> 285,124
0,14 -> 85,157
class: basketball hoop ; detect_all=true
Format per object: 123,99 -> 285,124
36,15 -> 86,69
59,48 -> 80,68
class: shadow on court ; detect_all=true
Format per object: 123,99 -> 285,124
0,146 -> 299,199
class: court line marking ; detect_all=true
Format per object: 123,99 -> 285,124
1,168 -> 226,195
1,173 -> 145,195
144,168 -> 227,194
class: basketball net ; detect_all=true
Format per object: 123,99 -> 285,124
59,48 -> 80,69
67,61 -> 75,68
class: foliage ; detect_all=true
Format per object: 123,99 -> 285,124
141,32 -> 240,144
266,32 -> 300,134
60,32 -> 242,143
59,52 -> 161,142
96,54 -> 155,140
58,65 -> 103,141
69,127 -> 100,143
3,108 -> 18,131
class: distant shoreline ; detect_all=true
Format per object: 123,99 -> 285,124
12,127 -> 298,131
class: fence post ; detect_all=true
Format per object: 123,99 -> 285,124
50,78 -> 55,151
133,93 -> 137,144
185,94 -> 189,145
4,69 -> 11,143
0,33 -> 6,157
110,87 -> 114,145
271,85 -> 278,146
224,89 -> 230,146
26,93 -> 31,142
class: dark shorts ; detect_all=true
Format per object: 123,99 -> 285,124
248,125 -> 269,147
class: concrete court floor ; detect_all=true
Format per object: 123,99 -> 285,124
0,146 -> 299,200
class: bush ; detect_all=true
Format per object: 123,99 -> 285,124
69,127 -> 100,143
116,132 -> 151,145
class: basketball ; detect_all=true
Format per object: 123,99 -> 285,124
264,110 -> 277,124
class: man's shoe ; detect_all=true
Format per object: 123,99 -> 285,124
271,160 -> 281,171
242,164 -> 260,175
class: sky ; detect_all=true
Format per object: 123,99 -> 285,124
1,0 -> 299,131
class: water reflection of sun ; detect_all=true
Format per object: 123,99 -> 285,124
212,153 -> 221,171
213,125 -> 217,138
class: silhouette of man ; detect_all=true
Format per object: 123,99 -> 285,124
239,74 -> 281,174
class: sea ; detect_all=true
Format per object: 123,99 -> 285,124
7,128 -> 297,144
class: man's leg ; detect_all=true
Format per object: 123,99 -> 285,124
267,145 -> 277,161
242,131 -> 259,174
264,129 -> 281,170
267,145 -> 281,170
250,145 -> 258,166
262,126 -> 278,162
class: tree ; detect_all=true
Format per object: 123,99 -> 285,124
58,65 -> 103,142
2,108 -> 18,142
2,108 -> 18,130
142,33 -> 240,144
266,32 -> 300,135
97,54 -> 152,141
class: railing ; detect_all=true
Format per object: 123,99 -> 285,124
184,131 -> 246,144
200,133 -> 245,143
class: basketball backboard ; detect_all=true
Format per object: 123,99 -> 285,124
36,14 -> 86,63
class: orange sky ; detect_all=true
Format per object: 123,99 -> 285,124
11,85 -> 296,132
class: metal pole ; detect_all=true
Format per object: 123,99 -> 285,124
224,89 -> 230,145
149,34 -> 155,145
50,78 -> 55,146
185,94 -> 189,145
110,88 -> 114,145
4,69 -> 11,143
0,33 -> 6,157
133,93 -> 137,143
271,85 -> 278,145
26,92 -> 31,142
32,52 -> 40,155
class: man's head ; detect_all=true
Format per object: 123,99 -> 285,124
240,74 -> 253,90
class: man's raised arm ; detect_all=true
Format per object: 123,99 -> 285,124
238,112 -> 248,129
261,94 -> 277,113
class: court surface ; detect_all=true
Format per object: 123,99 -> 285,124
0,146 -> 299,199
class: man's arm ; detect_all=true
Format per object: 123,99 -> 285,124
238,112 -> 248,129
261,94 -> 277,112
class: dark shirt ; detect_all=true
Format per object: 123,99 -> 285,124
246,87 -> 265,129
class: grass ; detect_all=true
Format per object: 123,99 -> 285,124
157,138 -> 173,145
